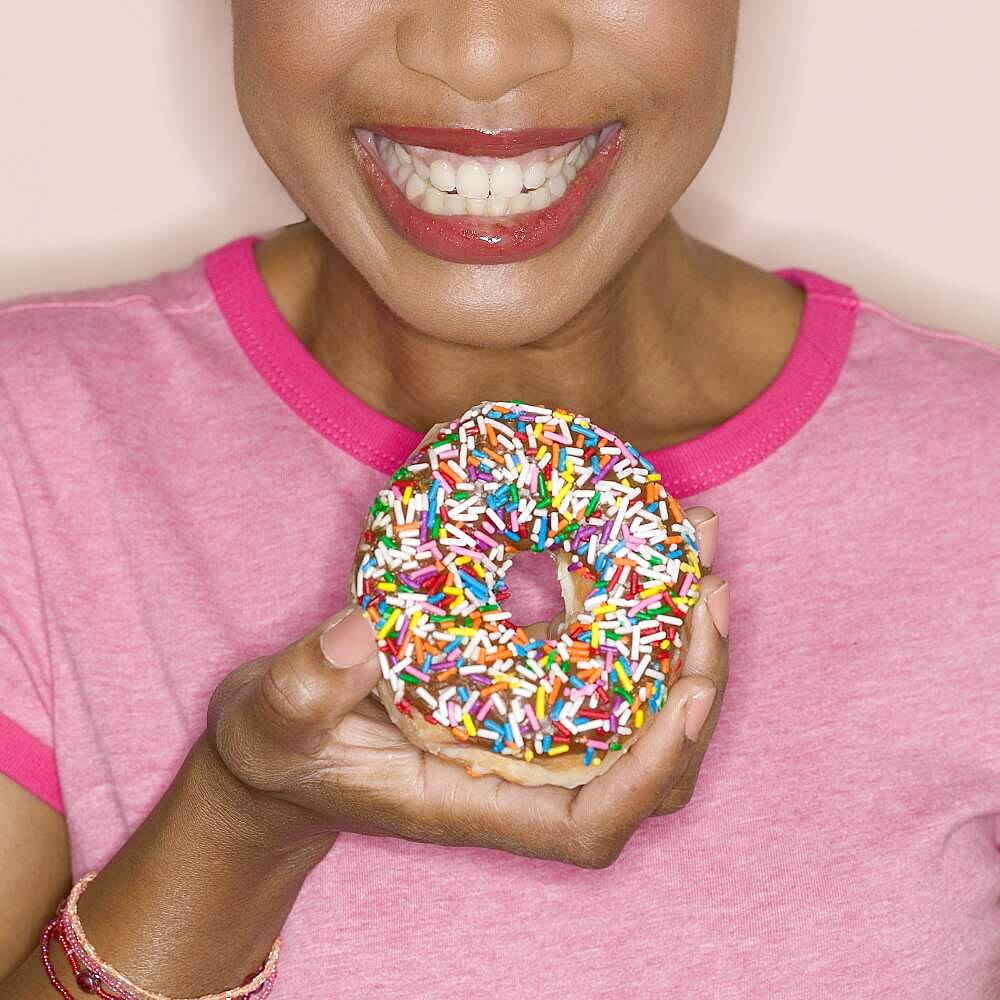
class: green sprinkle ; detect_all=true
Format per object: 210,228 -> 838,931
585,493 -> 601,516
609,741 -> 622,751
613,685 -> 634,704
399,673 -> 420,684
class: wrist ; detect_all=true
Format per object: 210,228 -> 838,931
67,734 -> 334,997
190,730 -> 338,871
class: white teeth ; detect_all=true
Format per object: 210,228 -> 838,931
404,172 -> 427,201
489,160 -> 523,198
486,194 -> 509,217
545,156 -> 565,179
429,159 -> 456,193
522,161 -> 547,190
528,186 -> 551,211
383,126 -> 609,217
422,187 -> 446,214
443,193 -> 466,215
510,192 -> 532,214
456,160 -> 490,199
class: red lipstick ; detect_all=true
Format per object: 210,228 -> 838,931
351,123 -> 624,266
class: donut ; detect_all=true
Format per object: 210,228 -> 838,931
350,400 -> 702,788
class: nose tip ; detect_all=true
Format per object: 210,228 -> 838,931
396,5 -> 573,105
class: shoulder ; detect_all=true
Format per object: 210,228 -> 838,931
847,296 -> 999,395
0,252 -> 219,372
0,251 -> 225,424
833,294 -> 998,502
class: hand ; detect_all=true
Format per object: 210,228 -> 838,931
205,505 -> 728,868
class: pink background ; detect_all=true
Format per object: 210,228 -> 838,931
1,2 -> 998,347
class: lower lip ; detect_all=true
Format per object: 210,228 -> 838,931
352,124 -> 624,265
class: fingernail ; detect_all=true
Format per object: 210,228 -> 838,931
683,686 -> 716,742
320,608 -> 376,669
697,513 -> 719,568
705,580 -> 730,639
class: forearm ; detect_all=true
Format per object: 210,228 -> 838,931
0,732 -> 336,999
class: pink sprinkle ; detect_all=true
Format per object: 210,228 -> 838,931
629,594 -> 659,616
475,699 -> 493,722
524,704 -> 541,732
586,739 -> 609,750
448,702 -> 460,726
679,571 -> 694,596
407,666 -> 430,682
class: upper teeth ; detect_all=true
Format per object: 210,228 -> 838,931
376,131 -> 600,217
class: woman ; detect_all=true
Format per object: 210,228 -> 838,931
1,3 -> 997,997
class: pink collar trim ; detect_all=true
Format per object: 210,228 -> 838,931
203,234 -> 858,497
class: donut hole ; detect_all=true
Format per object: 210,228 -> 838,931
499,551 -> 565,628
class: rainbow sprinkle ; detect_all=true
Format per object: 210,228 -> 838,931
353,400 -> 701,765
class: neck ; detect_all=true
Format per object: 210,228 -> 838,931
257,218 -> 802,452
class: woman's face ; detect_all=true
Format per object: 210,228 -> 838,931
230,2 -> 739,347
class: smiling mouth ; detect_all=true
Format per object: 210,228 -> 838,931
351,122 -> 625,264
363,123 -> 613,218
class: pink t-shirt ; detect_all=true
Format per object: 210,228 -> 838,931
1,234 -> 998,998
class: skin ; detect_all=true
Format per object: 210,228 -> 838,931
0,1 -> 769,992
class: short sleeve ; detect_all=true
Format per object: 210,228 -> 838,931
0,445 -> 63,812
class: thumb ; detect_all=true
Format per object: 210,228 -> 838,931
251,606 -> 381,749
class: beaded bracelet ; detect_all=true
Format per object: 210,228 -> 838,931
40,871 -> 280,1000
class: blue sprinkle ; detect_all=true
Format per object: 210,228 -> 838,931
542,734 -> 553,752
584,747 -> 595,766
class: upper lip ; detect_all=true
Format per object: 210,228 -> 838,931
360,122 -> 611,157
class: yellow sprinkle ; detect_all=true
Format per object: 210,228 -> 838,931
536,444 -> 549,462
448,627 -> 477,636
376,608 -> 401,640
454,555 -> 471,566
547,744 -> 570,756
376,582 -> 397,592
462,713 -> 476,737
524,748 -> 535,762
680,562 -> 697,573
592,756 -> 603,766
553,482 -> 572,508
639,584 -> 665,599
614,663 -> 634,691
443,586 -> 463,596
402,486 -> 412,506
473,563 -> 486,578
635,709 -> 645,728
592,603 -> 615,616
647,473 -> 661,482
590,622 -> 600,648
